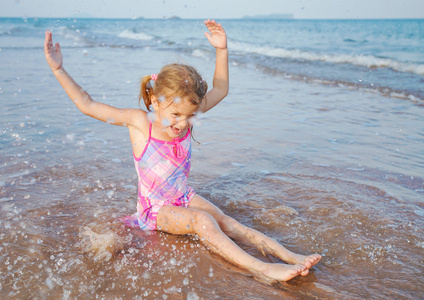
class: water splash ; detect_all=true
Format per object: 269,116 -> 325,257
147,111 -> 156,122
76,223 -> 131,262
162,118 -> 170,127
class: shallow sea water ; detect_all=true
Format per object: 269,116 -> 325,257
1,33 -> 423,299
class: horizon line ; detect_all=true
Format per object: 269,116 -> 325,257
1,16 -> 423,21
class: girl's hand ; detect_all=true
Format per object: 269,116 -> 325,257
44,31 -> 63,72
204,20 -> 227,50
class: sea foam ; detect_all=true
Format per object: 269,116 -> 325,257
118,29 -> 153,41
230,40 -> 424,75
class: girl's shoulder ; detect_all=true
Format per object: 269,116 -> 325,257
127,109 -> 151,152
126,108 -> 150,130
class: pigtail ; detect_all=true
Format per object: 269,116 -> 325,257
202,79 -> 208,95
139,75 -> 154,110
201,78 -> 208,103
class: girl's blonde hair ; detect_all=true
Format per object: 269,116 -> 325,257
139,64 -> 208,110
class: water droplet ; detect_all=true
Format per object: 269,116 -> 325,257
66,133 -> 75,141
231,162 -> 245,167
45,278 -> 54,289
187,291 -> 199,300
147,112 -> 156,122
162,118 -> 170,127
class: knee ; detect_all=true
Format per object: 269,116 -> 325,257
193,211 -> 220,234
216,214 -> 239,236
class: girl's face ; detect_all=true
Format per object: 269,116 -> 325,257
152,95 -> 199,139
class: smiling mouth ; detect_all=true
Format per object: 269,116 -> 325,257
171,126 -> 183,135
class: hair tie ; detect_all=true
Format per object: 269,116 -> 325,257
151,74 -> 158,81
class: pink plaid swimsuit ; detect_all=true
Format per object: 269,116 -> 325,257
123,123 -> 195,230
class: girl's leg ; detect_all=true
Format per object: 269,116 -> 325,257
188,195 -> 321,270
156,205 -> 308,284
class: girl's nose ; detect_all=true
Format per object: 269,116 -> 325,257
177,117 -> 188,128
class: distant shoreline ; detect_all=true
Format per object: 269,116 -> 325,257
241,13 -> 293,19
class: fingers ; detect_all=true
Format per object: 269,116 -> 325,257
45,30 -> 52,46
44,30 -> 63,71
55,42 -> 60,53
204,19 -> 222,32
204,19 -> 225,40
203,32 -> 212,42
44,31 -> 53,53
44,31 -> 61,54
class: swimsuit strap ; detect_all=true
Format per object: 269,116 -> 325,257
134,122 -> 153,161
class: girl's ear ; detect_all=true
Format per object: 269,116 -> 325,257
151,95 -> 160,111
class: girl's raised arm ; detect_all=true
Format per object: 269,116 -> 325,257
44,31 -> 146,128
201,20 -> 229,113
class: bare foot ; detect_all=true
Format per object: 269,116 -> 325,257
260,240 -> 321,271
254,263 -> 307,285
296,253 -> 321,268
286,253 -> 321,276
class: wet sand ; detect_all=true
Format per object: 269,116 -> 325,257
1,43 -> 423,299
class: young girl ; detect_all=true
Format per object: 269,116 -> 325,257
44,19 -> 321,285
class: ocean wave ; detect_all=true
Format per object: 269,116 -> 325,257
191,49 -> 206,57
252,63 -> 424,103
118,29 -> 153,41
0,26 -> 27,36
51,26 -> 92,46
229,41 -> 424,75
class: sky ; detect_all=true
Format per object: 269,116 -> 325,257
2,0 -> 424,19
